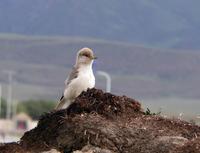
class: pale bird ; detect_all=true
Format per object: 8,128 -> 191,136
55,47 -> 97,110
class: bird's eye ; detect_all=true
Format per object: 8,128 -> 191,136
83,54 -> 89,57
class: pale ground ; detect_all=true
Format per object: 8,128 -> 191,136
142,97 -> 200,123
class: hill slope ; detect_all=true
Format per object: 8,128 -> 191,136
0,35 -> 200,101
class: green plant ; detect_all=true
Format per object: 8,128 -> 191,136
0,98 -> 7,118
17,100 -> 56,120
144,108 -> 161,116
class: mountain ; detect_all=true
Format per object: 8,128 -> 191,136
0,0 -> 200,49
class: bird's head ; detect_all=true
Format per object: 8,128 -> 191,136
76,47 -> 97,66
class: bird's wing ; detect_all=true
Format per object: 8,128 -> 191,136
65,66 -> 79,86
55,66 -> 79,110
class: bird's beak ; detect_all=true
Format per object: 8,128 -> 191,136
92,56 -> 98,60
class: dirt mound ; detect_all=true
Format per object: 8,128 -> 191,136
0,143 -> 26,153
1,88 -> 200,153
67,88 -> 142,118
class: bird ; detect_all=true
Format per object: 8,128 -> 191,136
55,47 -> 97,110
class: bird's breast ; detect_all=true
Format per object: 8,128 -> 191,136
64,69 -> 95,100
77,71 -> 95,88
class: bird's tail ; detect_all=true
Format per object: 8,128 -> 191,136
55,96 -> 72,110
55,95 -> 66,110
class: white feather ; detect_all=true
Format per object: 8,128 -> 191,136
55,47 -> 96,110
63,64 -> 95,108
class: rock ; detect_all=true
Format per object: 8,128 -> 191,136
73,145 -> 113,153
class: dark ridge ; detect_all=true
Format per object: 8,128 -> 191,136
67,88 -> 142,118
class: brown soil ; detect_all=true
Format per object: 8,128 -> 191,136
0,88 -> 200,153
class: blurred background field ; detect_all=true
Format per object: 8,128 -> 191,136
0,0 -> 200,143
